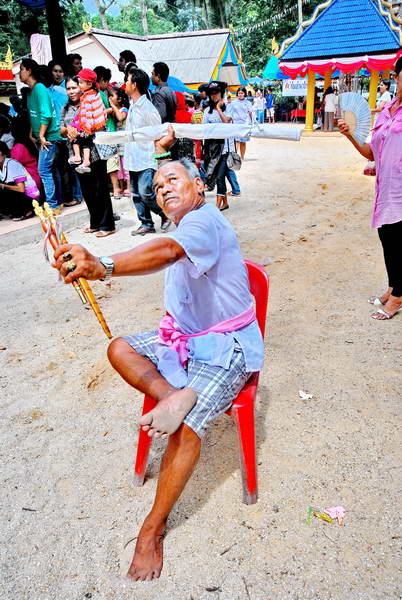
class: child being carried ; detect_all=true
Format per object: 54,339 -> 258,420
69,69 -> 106,174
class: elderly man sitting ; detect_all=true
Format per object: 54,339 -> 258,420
53,156 -> 264,581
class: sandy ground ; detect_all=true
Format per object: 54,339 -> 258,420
0,133 -> 400,600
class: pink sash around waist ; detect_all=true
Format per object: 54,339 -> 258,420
158,305 -> 256,366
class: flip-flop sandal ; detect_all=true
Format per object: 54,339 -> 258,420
63,199 -> 81,207
75,165 -> 91,174
368,296 -> 385,306
95,230 -> 116,238
12,212 -> 34,221
83,227 -> 99,233
371,307 -> 402,320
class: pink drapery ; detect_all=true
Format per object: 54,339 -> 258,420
279,49 -> 402,79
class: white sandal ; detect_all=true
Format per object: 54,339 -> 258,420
368,296 -> 385,306
371,307 -> 402,320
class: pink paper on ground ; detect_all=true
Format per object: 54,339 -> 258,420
324,506 -> 346,519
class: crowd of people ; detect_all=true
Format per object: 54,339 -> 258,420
1,49 -> 399,323
0,50 -> 272,232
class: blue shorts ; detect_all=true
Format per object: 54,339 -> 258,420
123,331 -> 250,438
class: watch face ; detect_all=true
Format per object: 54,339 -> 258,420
100,256 -> 114,268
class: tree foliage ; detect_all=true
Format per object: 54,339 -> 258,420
0,0 -> 317,77
0,0 -> 89,59
229,0 -> 305,75
88,0 -> 312,75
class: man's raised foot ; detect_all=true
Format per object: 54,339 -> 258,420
140,387 -> 197,437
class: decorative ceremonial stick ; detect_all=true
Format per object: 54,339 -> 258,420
42,203 -> 113,340
59,230 -> 113,340
32,201 -> 113,339
32,200 -> 87,304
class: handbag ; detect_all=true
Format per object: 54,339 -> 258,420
226,151 -> 242,171
96,143 -> 118,160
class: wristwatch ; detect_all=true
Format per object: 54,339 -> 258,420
99,256 -> 114,281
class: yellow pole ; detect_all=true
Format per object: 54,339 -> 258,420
368,70 -> 379,126
304,69 -> 316,132
324,68 -> 332,91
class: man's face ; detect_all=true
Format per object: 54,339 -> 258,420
154,163 -> 204,223
125,74 -> 135,97
118,56 -> 126,73
151,70 -> 159,85
99,78 -> 109,91
73,58 -> 82,74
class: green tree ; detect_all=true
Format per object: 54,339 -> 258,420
0,0 -> 90,59
229,0 -> 317,75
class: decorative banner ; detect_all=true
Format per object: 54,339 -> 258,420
282,79 -> 308,96
279,49 -> 402,78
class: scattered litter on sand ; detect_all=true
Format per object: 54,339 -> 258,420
298,390 -> 313,400
306,505 -> 346,526
325,506 -> 346,525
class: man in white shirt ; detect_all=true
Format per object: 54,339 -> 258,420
124,67 -> 171,235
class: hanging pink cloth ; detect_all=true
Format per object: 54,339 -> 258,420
158,305 -> 256,366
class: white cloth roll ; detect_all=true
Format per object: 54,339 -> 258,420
95,123 -> 302,146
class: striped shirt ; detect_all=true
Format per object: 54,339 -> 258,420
78,90 -> 106,135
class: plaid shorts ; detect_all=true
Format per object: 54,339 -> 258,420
123,331 -> 250,438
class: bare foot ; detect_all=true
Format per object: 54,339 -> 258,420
127,524 -> 165,581
140,387 -> 197,437
371,295 -> 402,320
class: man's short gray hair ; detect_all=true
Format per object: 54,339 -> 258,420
171,158 -> 201,181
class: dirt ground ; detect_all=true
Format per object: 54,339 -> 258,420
0,132 -> 400,600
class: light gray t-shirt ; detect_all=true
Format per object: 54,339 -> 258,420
165,202 -> 264,373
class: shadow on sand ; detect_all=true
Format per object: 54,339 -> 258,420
133,381 -> 271,531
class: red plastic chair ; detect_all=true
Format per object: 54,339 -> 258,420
133,260 -> 269,505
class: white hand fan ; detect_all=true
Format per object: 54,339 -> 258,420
339,92 -> 371,145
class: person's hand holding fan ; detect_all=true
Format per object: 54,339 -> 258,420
339,92 -> 371,145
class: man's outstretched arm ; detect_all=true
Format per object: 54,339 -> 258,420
52,237 -> 185,284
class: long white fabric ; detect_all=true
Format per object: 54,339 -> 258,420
94,122 -> 302,146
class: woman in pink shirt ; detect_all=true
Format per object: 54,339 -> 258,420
338,57 -> 402,320
10,120 -> 41,190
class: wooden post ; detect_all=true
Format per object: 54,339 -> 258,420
44,0 -> 67,63
368,70 -> 379,125
324,68 -> 332,91
305,69 -> 316,132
